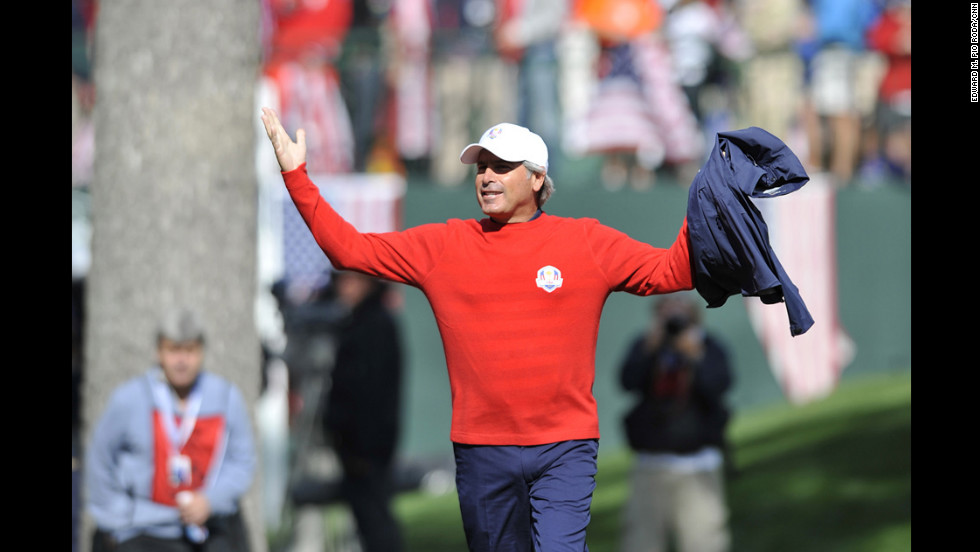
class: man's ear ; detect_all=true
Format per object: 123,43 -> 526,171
532,172 -> 545,193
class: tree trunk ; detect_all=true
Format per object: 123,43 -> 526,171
83,1 -> 264,550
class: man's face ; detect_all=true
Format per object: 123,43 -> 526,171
158,339 -> 204,396
474,150 -> 544,223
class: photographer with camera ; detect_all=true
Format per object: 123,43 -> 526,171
618,294 -> 734,552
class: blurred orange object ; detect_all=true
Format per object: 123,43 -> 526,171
574,0 -> 664,41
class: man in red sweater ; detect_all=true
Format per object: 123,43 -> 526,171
262,107 -> 693,551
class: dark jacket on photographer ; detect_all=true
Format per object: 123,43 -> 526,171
619,321 -> 733,454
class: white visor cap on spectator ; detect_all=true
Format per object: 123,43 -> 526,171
459,123 -> 549,172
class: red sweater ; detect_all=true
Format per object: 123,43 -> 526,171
284,165 -> 693,445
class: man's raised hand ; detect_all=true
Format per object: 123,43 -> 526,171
261,107 -> 306,172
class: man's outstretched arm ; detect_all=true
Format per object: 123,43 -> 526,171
261,107 -> 442,286
261,107 -> 306,172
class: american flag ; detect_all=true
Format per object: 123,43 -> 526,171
746,174 -> 855,404
282,172 -> 406,284
565,34 -> 703,167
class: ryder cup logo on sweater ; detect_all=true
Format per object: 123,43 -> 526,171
535,265 -> 563,293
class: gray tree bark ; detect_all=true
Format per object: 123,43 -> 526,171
82,1 -> 264,550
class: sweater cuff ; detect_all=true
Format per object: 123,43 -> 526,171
282,163 -> 310,189
282,162 -> 307,176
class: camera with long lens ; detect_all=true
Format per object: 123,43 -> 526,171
655,314 -> 689,375
664,314 -> 691,338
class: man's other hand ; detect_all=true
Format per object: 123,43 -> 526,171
177,491 -> 212,527
261,107 -> 307,172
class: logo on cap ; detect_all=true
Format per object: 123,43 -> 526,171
535,265 -> 563,293
488,127 -> 503,139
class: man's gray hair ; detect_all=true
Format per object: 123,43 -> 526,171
157,308 -> 206,344
523,161 -> 554,207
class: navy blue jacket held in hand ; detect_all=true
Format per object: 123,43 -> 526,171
686,127 -> 815,336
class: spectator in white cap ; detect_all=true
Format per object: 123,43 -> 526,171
262,108 -> 695,551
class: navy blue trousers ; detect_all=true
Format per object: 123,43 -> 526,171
453,440 -> 599,552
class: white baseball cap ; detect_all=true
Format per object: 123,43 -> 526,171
459,123 -> 549,172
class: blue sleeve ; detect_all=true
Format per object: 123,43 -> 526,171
619,336 -> 653,393
84,386 -> 137,531
690,335 -> 734,401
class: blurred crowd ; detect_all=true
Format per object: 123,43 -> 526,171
72,0 -> 911,194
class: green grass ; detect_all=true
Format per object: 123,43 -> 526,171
394,372 -> 911,551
